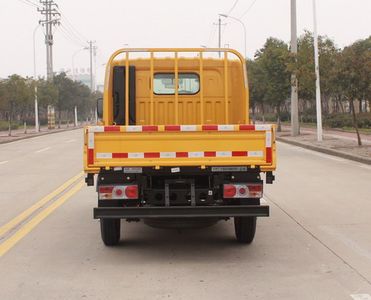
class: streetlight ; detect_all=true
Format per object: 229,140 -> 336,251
33,24 -> 40,132
219,14 -> 247,58
312,0 -> 323,141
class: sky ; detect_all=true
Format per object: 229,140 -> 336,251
0,0 -> 370,85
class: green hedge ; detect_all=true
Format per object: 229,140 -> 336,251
253,113 -> 371,129
0,121 -> 19,131
324,113 -> 371,128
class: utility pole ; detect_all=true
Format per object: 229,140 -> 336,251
213,17 -> 226,58
313,0 -> 323,141
88,40 -> 97,92
290,0 -> 300,136
38,0 -> 60,80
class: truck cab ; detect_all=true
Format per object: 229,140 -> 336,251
84,48 -> 276,246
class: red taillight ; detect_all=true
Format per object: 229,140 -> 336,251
223,183 -> 263,199
125,185 -> 138,199
99,185 -> 138,200
247,184 -> 263,198
99,186 -> 114,193
223,185 -> 237,198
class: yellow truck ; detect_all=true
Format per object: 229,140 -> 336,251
84,48 -> 276,246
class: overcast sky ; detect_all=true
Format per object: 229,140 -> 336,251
1,0 -> 370,84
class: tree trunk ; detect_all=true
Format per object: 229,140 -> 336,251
58,109 -> 61,129
8,113 -> 11,137
350,99 -> 362,146
359,99 -> 362,113
276,105 -> 282,132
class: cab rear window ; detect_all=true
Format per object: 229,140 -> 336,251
153,73 -> 200,95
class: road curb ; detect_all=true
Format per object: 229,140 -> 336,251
0,126 -> 83,145
277,137 -> 371,165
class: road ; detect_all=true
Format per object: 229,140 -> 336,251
0,129 -> 370,300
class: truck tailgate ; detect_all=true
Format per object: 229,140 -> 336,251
84,124 -> 275,172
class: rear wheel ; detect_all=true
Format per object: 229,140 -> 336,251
234,217 -> 256,244
100,218 -> 121,246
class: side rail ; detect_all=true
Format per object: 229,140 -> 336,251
84,124 -> 276,173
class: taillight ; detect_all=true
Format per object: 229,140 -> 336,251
223,183 -> 263,199
99,185 -> 139,200
223,185 -> 237,198
125,185 -> 138,199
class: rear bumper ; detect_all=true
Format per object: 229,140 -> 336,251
94,205 -> 269,219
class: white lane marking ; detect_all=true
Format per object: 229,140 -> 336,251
350,294 -> 371,300
65,139 -> 76,143
35,147 -> 51,153
0,160 -> 9,165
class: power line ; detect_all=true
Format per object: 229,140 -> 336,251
59,23 -> 87,46
56,7 -> 89,43
227,0 -> 239,15
239,0 -> 258,19
17,0 -> 41,8
57,25 -> 87,48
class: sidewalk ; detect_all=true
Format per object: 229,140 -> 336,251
0,124 -> 83,144
277,125 -> 371,165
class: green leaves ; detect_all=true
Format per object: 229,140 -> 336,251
248,37 -> 291,116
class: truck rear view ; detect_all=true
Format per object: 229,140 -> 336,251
84,48 -> 276,246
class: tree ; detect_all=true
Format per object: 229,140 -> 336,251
1,75 -> 33,135
247,59 -> 266,122
290,31 -> 339,116
336,36 -> 371,146
254,38 -> 291,131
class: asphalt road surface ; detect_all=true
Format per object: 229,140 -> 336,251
0,129 -> 370,300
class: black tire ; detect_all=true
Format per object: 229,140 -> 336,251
100,218 -> 121,246
234,217 -> 257,244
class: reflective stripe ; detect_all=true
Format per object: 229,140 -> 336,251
180,125 -> 197,131
89,126 -> 104,133
95,150 -> 264,159
96,153 -> 112,159
128,152 -> 145,158
218,125 -> 234,131
202,125 -> 218,131
189,152 -> 204,158
266,147 -> 273,163
125,126 -> 142,132
216,151 -> 232,157
88,132 -> 94,149
87,149 -> 94,164
255,124 -> 271,131
104,126 -> 120,132
248,151 -> 263,157
266,131 -> 272,147
160,152 -> 176,158
142,125 -> 158,132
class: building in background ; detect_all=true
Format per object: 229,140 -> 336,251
60,68 -> 95,89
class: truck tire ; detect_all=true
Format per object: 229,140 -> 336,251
234,216 -> 256,244
100,219 -> 121,246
